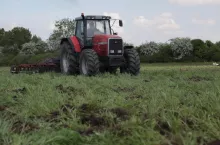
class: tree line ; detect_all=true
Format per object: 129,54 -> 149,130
0,18 -> 75,66
0,18 -> 220,66
137,38 -> 220,63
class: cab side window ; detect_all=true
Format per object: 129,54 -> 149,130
75,20 -> 83,40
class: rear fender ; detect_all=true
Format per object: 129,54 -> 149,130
60,36 -> 81,53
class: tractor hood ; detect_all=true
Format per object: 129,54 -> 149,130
92,34 -> 123,56
92,34 -> 122,43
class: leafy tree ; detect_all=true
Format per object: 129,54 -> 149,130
0,28 -> 5,45
31,35 -> 42,43
205,40 -> 214,48
1,44 -> 19,54
10,27 -> 32,49
215,41 -> 220,48
0,46 -> 4,53
157,43 -> 173,62
20,42 -> 37,55
35,40 -> 49,54
191,39 -> 208,60
139,41 -> 160,56
0,31 -> 13,47
206,44 -> 220,61
21,40 -> 49,55
169,37 -> 193,60
47,18 -> 76,50
0,27 -> 32,50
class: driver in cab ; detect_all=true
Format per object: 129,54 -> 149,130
87,21 -> 102,37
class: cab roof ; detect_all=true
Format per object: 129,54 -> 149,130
75,15 -> 111,20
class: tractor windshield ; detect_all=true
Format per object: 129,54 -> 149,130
87,20 -> 111,37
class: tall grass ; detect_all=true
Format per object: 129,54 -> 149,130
0,63 -> 220,145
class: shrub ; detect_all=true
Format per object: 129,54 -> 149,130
170,37 -> 193,60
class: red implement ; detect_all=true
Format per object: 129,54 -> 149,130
10,58 -> 60,74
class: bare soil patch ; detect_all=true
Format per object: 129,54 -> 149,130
55,84 -> 85,96
188,76 -> 211,82
11,120 -> 39,134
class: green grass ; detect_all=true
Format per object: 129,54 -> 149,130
0,63 -> 220,145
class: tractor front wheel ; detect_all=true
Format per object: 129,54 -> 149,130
79,49 -> 99,76
120,49 -> 140,75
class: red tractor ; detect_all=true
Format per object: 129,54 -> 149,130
10,13 -> 140,76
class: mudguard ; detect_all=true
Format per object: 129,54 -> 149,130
60,36 -> 81,53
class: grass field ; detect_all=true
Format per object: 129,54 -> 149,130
0,63 -> 220,145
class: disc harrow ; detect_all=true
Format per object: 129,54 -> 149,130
10,58 -> 61,74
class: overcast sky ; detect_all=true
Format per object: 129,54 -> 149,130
1,0 -> 219,46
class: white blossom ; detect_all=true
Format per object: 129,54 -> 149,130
169,37 -> 193,59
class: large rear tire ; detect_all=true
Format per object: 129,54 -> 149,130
120,49 -> 140,75
60,41 -> 79,75
79,49 -> 100,76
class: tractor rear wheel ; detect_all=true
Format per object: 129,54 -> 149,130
60,41 -> 79,75
120,49 -> 140,75
79,49 -> 99,76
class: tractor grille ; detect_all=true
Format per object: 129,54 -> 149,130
108,38 -> 123,55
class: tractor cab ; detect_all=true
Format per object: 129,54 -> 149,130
74,13 -> 123,47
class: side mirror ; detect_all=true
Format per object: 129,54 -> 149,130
113,32 -> 118,35
119,20 -> 123,27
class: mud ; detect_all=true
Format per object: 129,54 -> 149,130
78,104 -> 130,123
154,121 -> 172,136
11,120 -> 39,134
76,103 -> 131,136
196,138 -> 220,145
188,76 -> 211,82
126,95 -> 143,100
143,79 -> 151,82
0,105 -> 8,111
80,114 -> 108,127
110,107 -> 130,121
78,127 -> 95,136
207,140 -> 220,145
78,103 -> 103,114
197,136 -> 208,145
0,105 -> 17,119
31,104 -> 75,123
60,104 -> 75,113
55,84 -> 85,96
12,95 -> 18,101
161,141 -> 181,145
140,112 -> 148,121
184,119 -> 194,129
78,122 -> 131,137
12,87 -> 27,94
160,132 -> 184,145
161,140 -> 182,145
180,68 -> 189,72
110,124 -> 132,137
38,111 -> 61,123
77,104 -> 109,127
180,117 -> 195,129
59,124 -> 70,128
113,87 -> 135,93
